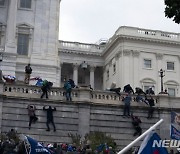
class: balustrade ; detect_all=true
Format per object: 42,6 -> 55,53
2,83 -> 161,107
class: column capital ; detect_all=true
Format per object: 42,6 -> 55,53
90,65 -> 96,72
132,50 -> 140,57
73,63 -> 79,69
115,51 -> 122,60
123,49 -> 131,56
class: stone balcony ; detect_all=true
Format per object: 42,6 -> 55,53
59,40 -> 105,54
0,82 -> 178,150
2,82 -> 178,109
114,26 -> 180,41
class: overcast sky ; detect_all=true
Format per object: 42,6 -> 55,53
59,0 -> 180,44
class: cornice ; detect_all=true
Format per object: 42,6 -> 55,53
119,35 -> 180,45
102,34 -> 180,56
59,49 -> 102,56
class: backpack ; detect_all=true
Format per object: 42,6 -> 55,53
64,81 -> 71,90
25,66 -> 32,74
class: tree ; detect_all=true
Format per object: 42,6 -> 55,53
164,0 -> 180,24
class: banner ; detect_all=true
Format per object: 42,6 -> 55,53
171,112 -> 180,140
170,124 -> 180,140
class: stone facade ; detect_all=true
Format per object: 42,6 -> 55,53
0,0 -> 60,84
1,0 -> 180,96
1,83 -> 179,151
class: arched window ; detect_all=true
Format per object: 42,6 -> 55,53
140,78 -> 156,93
164,80 -> 179,96
16,23 -> 33,56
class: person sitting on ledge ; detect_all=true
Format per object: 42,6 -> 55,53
123,84 -> 134,94
146,87 -> 155,95
135,87 -> 146,102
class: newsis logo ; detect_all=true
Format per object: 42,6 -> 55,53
152,140 -> 180,152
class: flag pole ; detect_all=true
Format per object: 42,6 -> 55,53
117,119 -> 164,154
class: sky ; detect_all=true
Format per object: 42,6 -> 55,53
59,0 -> 180,44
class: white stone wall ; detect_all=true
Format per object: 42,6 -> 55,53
0,0 -> 60,84
103,27 -> 180,96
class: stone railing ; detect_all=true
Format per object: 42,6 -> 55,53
1,83 -> 164,108
114,26 -> 180,41
59,40 -> 105,53
3,82 -> 179,109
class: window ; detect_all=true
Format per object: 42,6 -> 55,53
0,0 -> 5,6
168,88 -> 175,96
17,24 -> 33,56
106,70 -> 109,80
113,63 -> 116,74
17,34 -> 29,55
0,23 -> 5,46
20,0 -> 31,9
144,59 -> 152,69
78,76 -> 85,84
167,62 -> 174,71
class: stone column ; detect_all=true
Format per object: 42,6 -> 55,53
3,0 -> 18,76
132,50 -> 140,87
73,63 -> 78,85
5,0 -> 18,51
123,49 -> 131,86
59,63 -> 63,87
90,66 -> 95,89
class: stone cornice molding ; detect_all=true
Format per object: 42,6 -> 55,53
59,49 -> 102,56
123,49 -> 131,56
132,50 -> 140,57
119,35 -> 180,46
156,53 -> 163,60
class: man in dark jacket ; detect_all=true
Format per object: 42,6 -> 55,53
41,80 -> 52,99
122,93 -> 132,117
123,84 -> 134,94
64,79 -> 72,101
145,96 -> 155,119
24,64 -> 32,84
131,115 -> 142,136
43,105 -> 56,131
135,87 -> 146,102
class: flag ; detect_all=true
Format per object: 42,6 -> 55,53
170,124 -> 180,140
138,131 -> 168,154
24,135 -> 51,154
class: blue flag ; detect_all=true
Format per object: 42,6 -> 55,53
170,124 -> 180,140
24,135 -> 51,154
138,131 -> 168,154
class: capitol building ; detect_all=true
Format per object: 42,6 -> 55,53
1,0 -> 180,96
